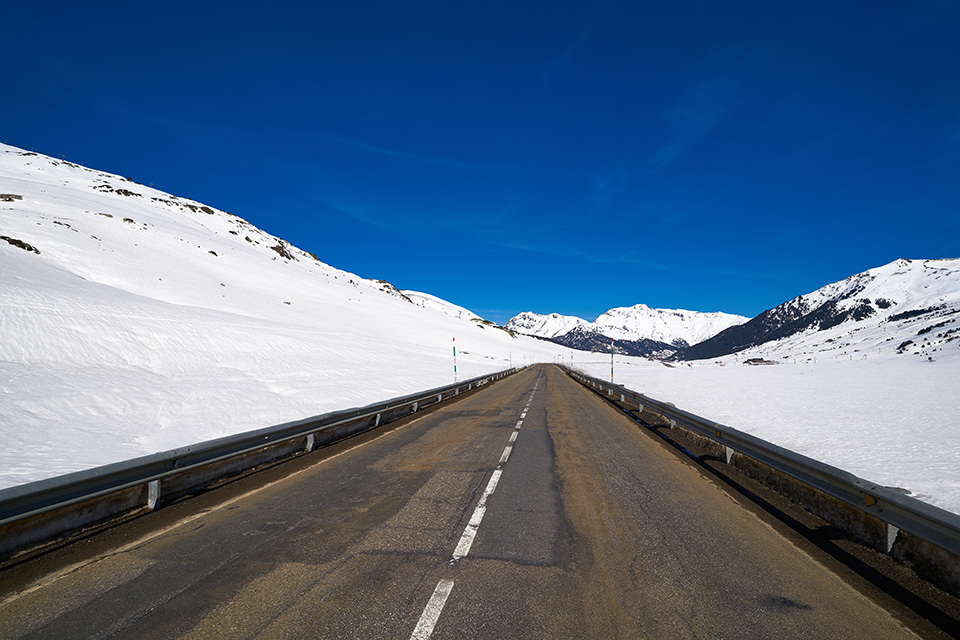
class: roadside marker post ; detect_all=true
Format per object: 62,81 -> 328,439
611,338 -> 615,383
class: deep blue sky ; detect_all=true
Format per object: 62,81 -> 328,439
4,1 -> 958,323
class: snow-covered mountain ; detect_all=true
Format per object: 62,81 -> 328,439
0,143 -> 573,488
674,258 -> 960,362
593,304 -> 747,348
506,311 -> 587,338
506,305 -> 747,357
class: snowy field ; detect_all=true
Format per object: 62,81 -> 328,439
576,354 -> 960,515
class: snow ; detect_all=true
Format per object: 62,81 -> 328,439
508,305 -> 747,347
3,143 -> 959,519
401,290 -> 480,320
574,353 -> 960,515
572,259 -> 960,515
0,144 -> 576,488
593,304 -> 747,347
506,311 -> 588,338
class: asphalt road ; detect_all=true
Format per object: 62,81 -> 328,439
0,365 -> 924,638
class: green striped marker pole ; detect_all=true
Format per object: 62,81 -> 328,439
610,337 -> 614,383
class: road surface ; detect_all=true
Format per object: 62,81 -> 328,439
0,365 -> 923,638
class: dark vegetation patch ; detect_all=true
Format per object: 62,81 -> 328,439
375,279 -> 414,303
269,243 -> 296,260
93,183 -> 142,197
887,306 -> 945,323
0,194 -> 23,202
918,321 -> 951,336
1,235 -> 40,254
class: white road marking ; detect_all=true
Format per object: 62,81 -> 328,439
410,579 -> 455,640
417,375 -> 543,634
451,469 -> 502,561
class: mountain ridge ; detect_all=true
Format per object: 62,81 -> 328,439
672,258 -> 960,362
506,305 -> 747,357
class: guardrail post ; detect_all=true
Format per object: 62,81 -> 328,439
305,433 -> 315,453
375,413 -> 382,427
438,393 -> 443,403
147,480 -> 160,511
620,393 -> 625,402
413,401 -> 418,412
886,524 -> 900,554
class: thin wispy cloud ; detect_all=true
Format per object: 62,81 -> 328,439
650,43 -> 766,170
335,137 -> 506,172
323,196 -> 525,243
495,239 -> 672,270
541,0 -> 609,87
586,168 -> 628,213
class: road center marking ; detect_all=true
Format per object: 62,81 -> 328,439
418,374 -> 542,636
451,468 -> 502,561
410,578 -> 455,640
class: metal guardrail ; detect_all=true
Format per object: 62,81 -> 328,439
564,367 -> 960,561
0,368 -> 519,557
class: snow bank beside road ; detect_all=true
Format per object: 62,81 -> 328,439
577,356 -> 960,515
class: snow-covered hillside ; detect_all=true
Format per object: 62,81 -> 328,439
0,143 -> 574,489
402,290 -> 480,320
506,305 -> 746,356
676,258 -> 960,363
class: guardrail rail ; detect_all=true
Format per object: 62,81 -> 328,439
0,368 -> 520,562
564,366 -> 960,597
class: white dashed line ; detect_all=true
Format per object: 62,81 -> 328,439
452,468 -> 502,561
412,374 -> 542,637
410,579 -> 455,640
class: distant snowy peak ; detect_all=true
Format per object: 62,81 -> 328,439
506,311 -> 588,338
675,258 -> 960,362
506,305 -> 747,356
593,304 -> 747,348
